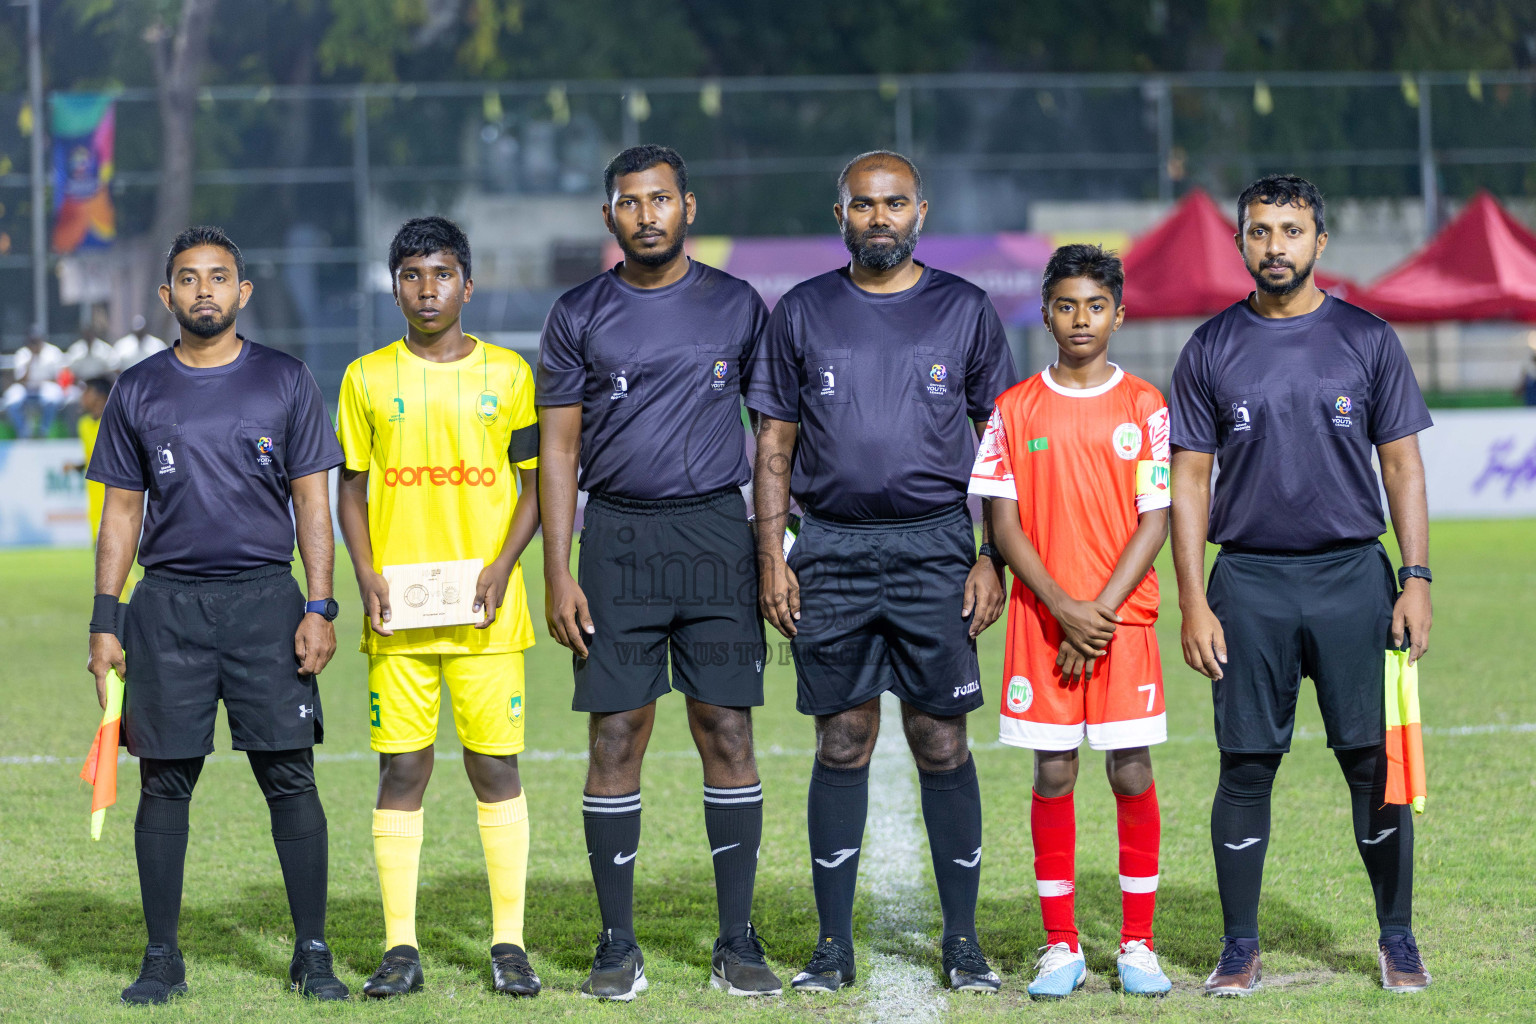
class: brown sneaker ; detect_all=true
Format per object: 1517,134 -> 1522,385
1203,937 -> 1261,997
1378,935 -> 1430,993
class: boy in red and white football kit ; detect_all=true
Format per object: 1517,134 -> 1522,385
969,245 -> 1171,998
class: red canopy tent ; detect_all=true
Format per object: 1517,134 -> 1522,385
1120,189 -> 1353,319
1351,192 -> 1536,323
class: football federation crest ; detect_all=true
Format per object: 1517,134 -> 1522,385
255,435 -> 274,466
1112,422 -> 1141,460
610,372 -> 629,400
1006,675 -> 1033,714
478,390 -> 500,424
390,396 -> 406,423
714,360 -> 728,379
156,445 -> 176,475
818,364 -> 837,397
1336,395 -> 1352,415
930,363 -> 947,383
711,360 -> 729,392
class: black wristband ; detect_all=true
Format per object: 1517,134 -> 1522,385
90,593 -> 120,635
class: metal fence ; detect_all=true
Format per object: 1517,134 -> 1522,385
2,70 -> 1535,400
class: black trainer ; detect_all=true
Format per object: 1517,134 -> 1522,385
363,945 -> 424,998
289,938 -> 350,1001
121,944 -> 188,1005
580,929 -> 647,1001
491,943 -> 541,996
710,923 -> 783,997
942,935 -> 1001,993
790,936 -> 856,993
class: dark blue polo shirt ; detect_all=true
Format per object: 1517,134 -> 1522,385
746,264 -> 1017,520
535,260 -> 766,499
1169,294 -> 1433,552
87,339 -> 344,575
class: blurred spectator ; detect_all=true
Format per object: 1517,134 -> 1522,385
1521,334 -> 1536,407
4,327 -> 67,438
64,376 -> 114,542
113,314 -> 168,370
67,310 -> 117,380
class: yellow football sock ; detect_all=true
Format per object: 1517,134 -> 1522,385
372,807 -> 424,951
478,793 -> 529,948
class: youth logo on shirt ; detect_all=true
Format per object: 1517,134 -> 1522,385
610,371 -> 630,400
478,390 -> 500,425
1333,395 -> 1354,427
711,360 -> 729,392
1112,422 -> 1141,460
255,436 -> 274,466
927,363 -> 949,396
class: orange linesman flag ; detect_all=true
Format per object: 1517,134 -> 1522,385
1383,650 -> 1426,814
81,668 -> 125,840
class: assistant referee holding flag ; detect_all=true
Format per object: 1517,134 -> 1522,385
1169,175 -> 1434,996
86,227 -> 349,1004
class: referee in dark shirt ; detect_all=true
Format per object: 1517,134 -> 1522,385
750,151 -> 1016,993
537,146 -> 778,1000
1169,176 -> 1434,996
85,227 -> 348,1004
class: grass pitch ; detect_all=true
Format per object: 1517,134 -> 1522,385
0,521 -> 1533,1022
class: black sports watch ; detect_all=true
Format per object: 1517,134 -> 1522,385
977,542 -> 1005,569
1397,565 -> 1432,587
305,597 -> 340,621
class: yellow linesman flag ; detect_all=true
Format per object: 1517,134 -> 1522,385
81,669 -> 125,840
1383,650 -> 1426,814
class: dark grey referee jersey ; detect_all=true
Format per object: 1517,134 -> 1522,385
535,260 -> 767,499
1169,295 -> 1432,551
746,264 -> 1017,519
87,339 -> 344,574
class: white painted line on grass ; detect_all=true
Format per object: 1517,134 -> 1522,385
858,693 -> 944,1024
6,719 -> 1534,768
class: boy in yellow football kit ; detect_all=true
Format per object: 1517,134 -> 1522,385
337,217 -> 542,997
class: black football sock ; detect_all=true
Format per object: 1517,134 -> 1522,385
703,781 -> 764,940
1335,744 -> 1414,940
807,760 -> 868,948
135,794 -> 191,950
1210,752 -> 1282,940
267,791 -> 330,945
248,748 -> 329,944
919,755 -> 982,942
135,757 -> 204,950
583,789 -> 641,942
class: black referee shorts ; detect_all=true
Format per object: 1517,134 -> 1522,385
789,503 -> 983,718
573,489 -> 766,713
1206,540 -> 1396,754
122,564 -> 323,759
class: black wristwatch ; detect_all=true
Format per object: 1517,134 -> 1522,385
1397,565 -> 1432,587
305,597 -> 340,621
977,542 -> 1005,569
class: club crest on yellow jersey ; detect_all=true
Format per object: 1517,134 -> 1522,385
478,390 -> 499,424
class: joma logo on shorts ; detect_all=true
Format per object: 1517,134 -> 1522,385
382,461 -> 497,487
953,680 -> 980,698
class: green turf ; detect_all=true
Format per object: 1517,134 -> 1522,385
1,522 -> 1533,1021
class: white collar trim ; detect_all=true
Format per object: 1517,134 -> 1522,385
1041,363 -> 1124,398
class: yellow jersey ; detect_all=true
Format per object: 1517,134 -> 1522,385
337,336 -> 538,656
79,414 -> 105,542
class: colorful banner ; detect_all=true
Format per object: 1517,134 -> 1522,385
51,93 -> 116,254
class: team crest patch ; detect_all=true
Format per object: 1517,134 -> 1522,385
255,436 -> 274,466
478,390 -> 500,424
1112,422 -> 1141,460
1006,675 -> 1033,714
508,694 -> 523,722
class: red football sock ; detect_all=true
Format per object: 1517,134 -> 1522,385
1031,789 -> 1078,952
1115,783 -> 1160,948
